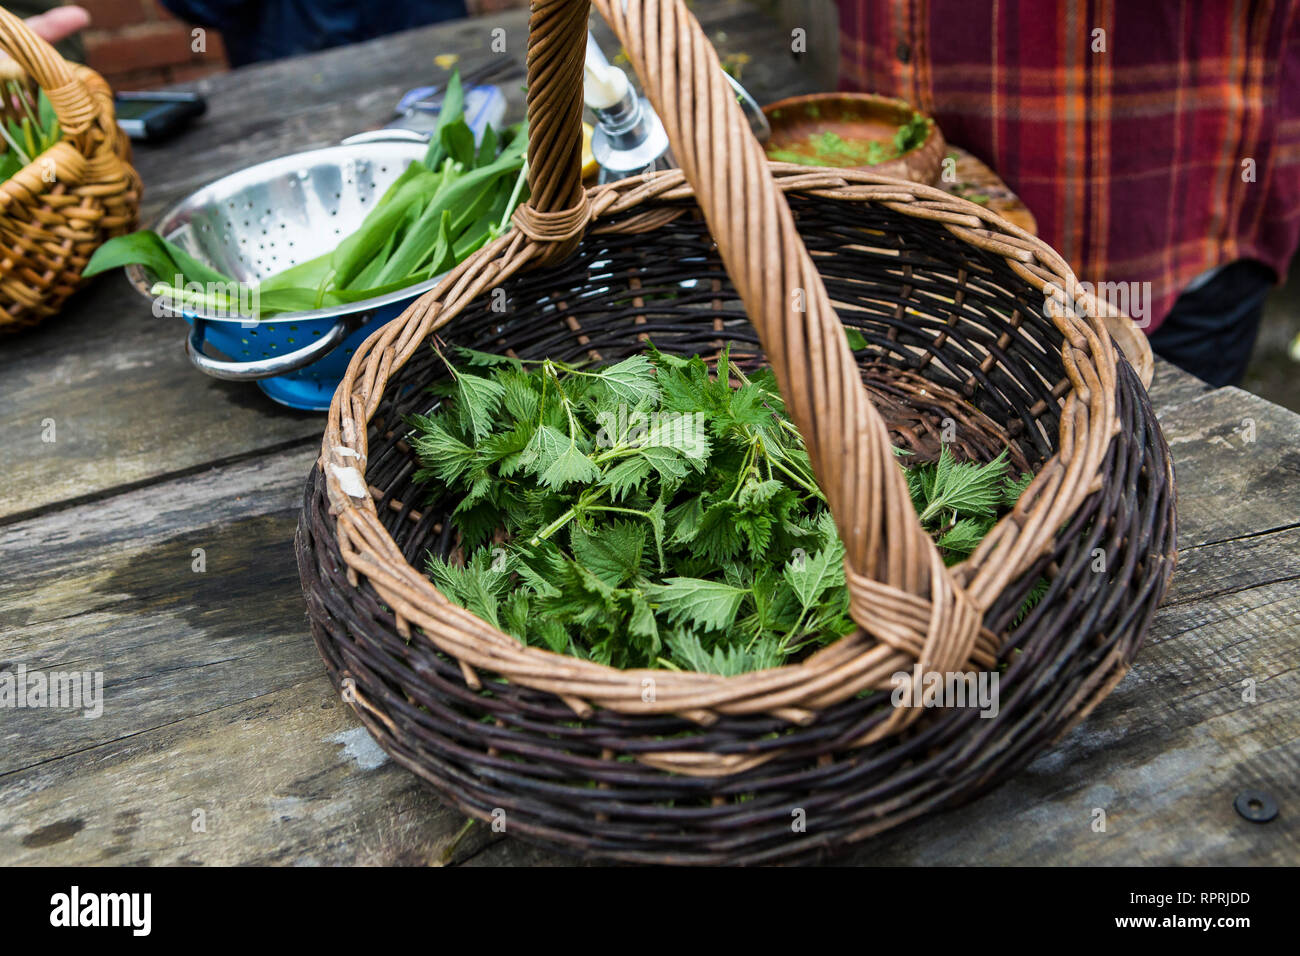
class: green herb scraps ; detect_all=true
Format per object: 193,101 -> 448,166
0,83 -> 60,183
765,112 -> 931,168
82,71 -> 529,317
410,344 -> 1032,675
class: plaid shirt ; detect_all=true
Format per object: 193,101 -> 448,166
836,0 -> 1300,331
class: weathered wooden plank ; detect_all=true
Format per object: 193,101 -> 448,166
0,679 -> 468,866
0,447 -> 318,774
1155,387 -> 1300,549
838,574 -> 1300,866
0,294 -> 323,524
0,446 -> 465,864
128,12 -> 536,221
1149,358 -> 1214,415
1165,524 -> 1300,608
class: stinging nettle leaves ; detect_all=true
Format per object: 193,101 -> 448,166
643,577 -> 749,632
594,354 -> 661,407
409,348 -> 1038,674
540,442 -> 601,489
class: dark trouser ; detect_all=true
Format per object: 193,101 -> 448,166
1148,259 -> 1276,388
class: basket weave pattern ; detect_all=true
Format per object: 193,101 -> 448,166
0,8 -> 140,332
296,0 -> 1176,862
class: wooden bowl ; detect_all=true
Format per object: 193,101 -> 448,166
762,92 -> 946,185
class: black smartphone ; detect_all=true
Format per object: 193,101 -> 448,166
113,91 -> 207,142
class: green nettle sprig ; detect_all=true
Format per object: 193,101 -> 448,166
410,344 -> 1034,675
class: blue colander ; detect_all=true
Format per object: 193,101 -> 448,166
125,139 -> 443,410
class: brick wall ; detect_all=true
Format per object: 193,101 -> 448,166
81,0 -> 228,90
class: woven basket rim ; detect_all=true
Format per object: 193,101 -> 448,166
314,165 -> 1148,736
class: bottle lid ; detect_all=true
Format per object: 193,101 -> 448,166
584,51 -> 629,111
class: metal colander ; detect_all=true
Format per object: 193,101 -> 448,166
126,139 -> 439,410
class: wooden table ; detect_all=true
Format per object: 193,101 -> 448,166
2,2 -> 1296,867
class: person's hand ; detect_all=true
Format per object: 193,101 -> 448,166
23,5 -> 91,45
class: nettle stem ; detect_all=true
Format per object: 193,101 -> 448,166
727,441 -> 758,501
769,455 -> 821,498
530,505 -> 580,544
529,485 -> 613,544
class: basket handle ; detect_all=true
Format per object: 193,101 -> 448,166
0,6 -> 101,149
518,0 -> 988,676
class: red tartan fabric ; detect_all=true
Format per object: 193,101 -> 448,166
835,0 -> 1300,331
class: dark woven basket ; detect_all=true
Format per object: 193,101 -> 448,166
296,0 -> 1176,865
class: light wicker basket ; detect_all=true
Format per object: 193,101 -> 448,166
0,7 -> 140,332
296,0 -> 1176,864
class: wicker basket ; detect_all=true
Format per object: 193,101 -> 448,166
0,7 -> 140,333
296,0 -> 1176,864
